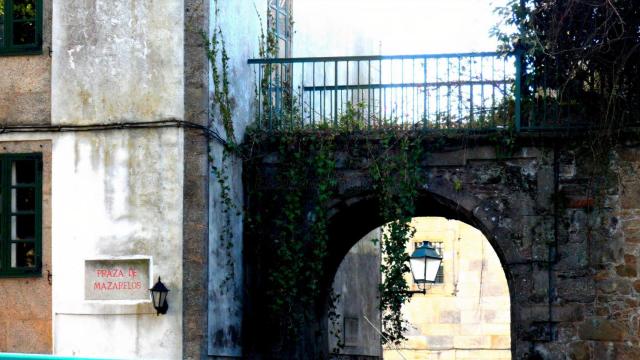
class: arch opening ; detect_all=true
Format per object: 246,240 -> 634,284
324,193 -> 514,359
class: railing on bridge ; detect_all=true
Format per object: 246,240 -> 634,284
248,52 -> 522,131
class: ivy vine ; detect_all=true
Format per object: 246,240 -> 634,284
204,0 -> 239,289
245,128 -> 426,350
209,1 -> 427,351
368,133 -> 423,345
263,133 -> 338,343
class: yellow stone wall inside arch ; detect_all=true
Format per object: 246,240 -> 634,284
384,217 -> 511,360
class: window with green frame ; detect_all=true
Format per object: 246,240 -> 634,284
0,153 -> 42,276
0,0 -> 43,55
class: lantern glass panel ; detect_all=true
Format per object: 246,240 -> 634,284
159,291 -> 167,307
425,257 -> 442,283
410,257 -> 426,283
152,290 -> 161,307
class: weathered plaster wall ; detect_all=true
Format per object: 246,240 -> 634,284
0,140 -> 52,353
0,0 -> 52,125
292,0 -> 377,114
206,1 -> 266,357
329,228 -> 382,357
52,129 -> 184,359
50,0 -> 186,358
52,0 -> 184,125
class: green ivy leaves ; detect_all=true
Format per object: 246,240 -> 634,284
370,133 -> 423,345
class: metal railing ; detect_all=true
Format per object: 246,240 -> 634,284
249,52 -> 520,131
0,354 -> 117,360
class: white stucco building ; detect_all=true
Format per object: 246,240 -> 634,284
0,0 -> 382,358
0,0 -> 267,358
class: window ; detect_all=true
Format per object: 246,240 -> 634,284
343,316 -> 360,346
266,0 -> 293,117
0,153 -> 42,276
267,0 -> 292,59
415,241 -> 444,284
0,0 -> 43,55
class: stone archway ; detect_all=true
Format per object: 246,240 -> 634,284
329,216 -> 512,359
319,188 -> 522,359
245,137 -> 635,360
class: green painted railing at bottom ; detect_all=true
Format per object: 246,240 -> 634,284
0,354 -> 123,360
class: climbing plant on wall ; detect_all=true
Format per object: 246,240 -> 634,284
244,121 -> 427,349
261,132 -> 338,342
208,1 -> 427,351
369,133 -> 423,345
204,0 -> 240,289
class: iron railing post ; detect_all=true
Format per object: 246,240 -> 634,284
334,61 -> 338,126
514,48 -> 523,132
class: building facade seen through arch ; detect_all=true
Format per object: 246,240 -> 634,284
331,217 -> 511,360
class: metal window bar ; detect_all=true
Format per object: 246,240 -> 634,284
432,241 -> 445,284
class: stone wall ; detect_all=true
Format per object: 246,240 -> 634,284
0,0 -> 52,125
183,0 -> 209,357
0,0 -> 53,353
535,144 -> 640,360
0,140 -> 52,353
245,133 -> 640,359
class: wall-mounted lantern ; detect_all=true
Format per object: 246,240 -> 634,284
150,277 -> 169,315
408,241 -> 443,295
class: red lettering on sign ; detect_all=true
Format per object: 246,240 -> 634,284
92,281 -> 144,291
95,268 -> 127,278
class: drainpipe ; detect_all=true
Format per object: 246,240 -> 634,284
548,144 -> 560,341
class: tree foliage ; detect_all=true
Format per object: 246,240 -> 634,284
494,0 -> 640,128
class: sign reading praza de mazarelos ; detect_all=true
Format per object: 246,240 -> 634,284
85,258 -> 150,301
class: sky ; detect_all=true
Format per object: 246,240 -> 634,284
294,0 -> 510,56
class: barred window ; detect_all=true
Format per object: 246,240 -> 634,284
0,153 -> 42,276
